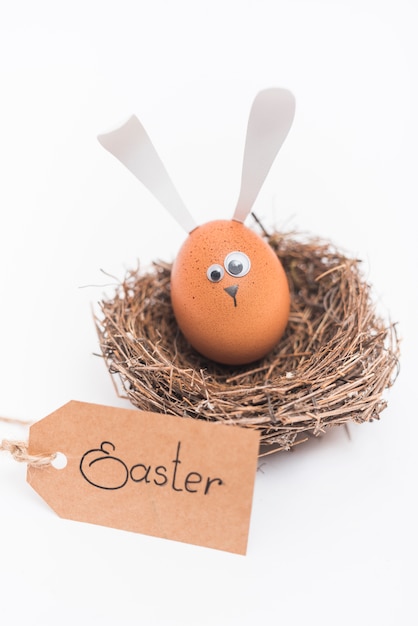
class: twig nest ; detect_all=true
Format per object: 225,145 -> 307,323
96,230 -> 399,456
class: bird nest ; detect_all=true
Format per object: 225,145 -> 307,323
95,229 -> 400,456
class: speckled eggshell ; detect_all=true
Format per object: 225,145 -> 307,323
170,220 -> 290,365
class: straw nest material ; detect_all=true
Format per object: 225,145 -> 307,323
96,228 -> 400,456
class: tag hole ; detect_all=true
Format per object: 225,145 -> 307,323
51,452 -> 67,470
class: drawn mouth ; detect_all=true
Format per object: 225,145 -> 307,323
224,285 -> 239,307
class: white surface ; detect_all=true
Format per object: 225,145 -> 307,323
0,1 -> 416,624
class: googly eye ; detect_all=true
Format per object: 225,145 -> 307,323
224,251 -> 251,278
207,264 -> 225,283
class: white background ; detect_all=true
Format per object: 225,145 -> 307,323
0,1 -> 416,624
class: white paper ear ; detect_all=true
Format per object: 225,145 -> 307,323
232,88 -> 296,224
98,115 -> 197,234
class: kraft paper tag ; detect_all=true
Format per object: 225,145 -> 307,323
27,401 -> 260,555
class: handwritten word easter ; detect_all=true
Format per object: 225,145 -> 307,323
79,441 -> 224,495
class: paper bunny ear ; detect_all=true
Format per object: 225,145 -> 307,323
98,115 -> 197,234
232,88 -> 296,223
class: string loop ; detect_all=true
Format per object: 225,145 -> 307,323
0,439 -> 56,467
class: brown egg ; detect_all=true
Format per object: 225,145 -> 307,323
170,219 -> 290,365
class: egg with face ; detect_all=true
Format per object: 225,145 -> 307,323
98,88 -> 296,366
171,219 -> 290,364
